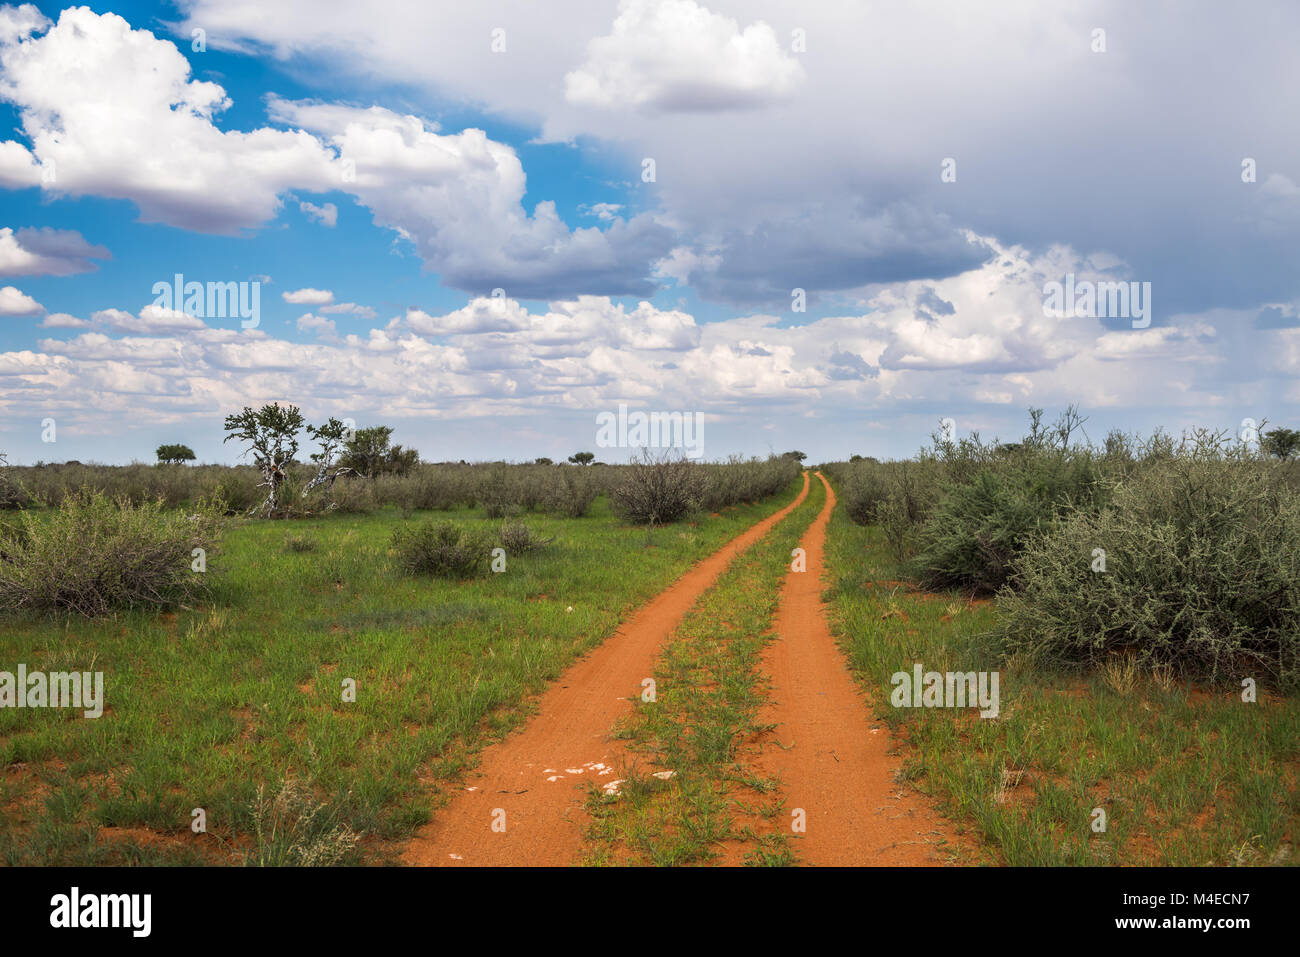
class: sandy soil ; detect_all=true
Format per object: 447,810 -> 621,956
401,472 -> 812,866
747,471 -> 966,865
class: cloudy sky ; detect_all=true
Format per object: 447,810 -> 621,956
0,0 -> 1297,465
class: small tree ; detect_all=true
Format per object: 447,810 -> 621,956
534,457 -> 553,466
223,404 -> 304,516
339,425 -> 419,477
339,426 -> 393,478
568,451 -> 595,466
156,443 -> 196,465
1262,427 -> 1300,461
783,450 -> 807,462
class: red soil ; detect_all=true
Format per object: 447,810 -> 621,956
401,472 -> 812,866
749,471 -> 966,865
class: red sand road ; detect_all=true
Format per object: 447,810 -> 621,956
752,471 -> 963,865
402,471 -> 811,866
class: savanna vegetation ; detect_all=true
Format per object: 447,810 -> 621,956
2,399 -> 1295,868
0,404 -> 805,865
820,409 -> 1300,864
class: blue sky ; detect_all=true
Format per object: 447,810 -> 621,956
0,1 -> 1297,465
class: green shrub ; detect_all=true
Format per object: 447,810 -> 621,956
908,413 -> 1105,592
0,452 -> 30,509
390,519 -> 492,578
698,455 -> 801,510
841,462 -> 889,525
0,488 -> 223,616
995,453 -> 1300,687
544,467 -> 598,518
478,465 -> 525,519
832,456 -> 943,542
321,476 -> 376,514
496,521 -> 554,553
908,461 -> 1101,593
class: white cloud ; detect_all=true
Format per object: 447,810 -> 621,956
404,295 -> 700,354
40,312 -> 92,329
0,6 -> 338,232
581,202 -> 623,221
0,8 -> 670,297
282,287 -> 334,305
0,245 -> 1265,461
565,0 -> 805,111
0,284 -> 42,315
299,199 -> 338,227
320,302 -> 377,319
0,226 -> 110,276
296,312 -> 340,343
94,305 -> 207,334
266,96 -> 672,297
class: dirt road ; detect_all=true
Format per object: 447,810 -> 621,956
402,472 -> 811,866
750,471 -> 963,865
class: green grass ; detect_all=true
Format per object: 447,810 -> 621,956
0,486 -> 802,865
582,475 -> 823,866
823,504 -> 1300,866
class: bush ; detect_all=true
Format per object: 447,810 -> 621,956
907,412 -> 1105,592
840,461 -> 890,525
909,457 -> 1103,593
0,452 -> 31,509
609,453 -> 708,526
321,475 -> 376,515
496,521 -> 554,553
698,455 -> 801,510
995,452 -> 1300,687
391,519 -> 492,578
544,467 -> 598,518
0,488 -> 222,616
478,465 -> 525,519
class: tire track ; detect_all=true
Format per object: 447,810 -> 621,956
750,471 -> 965,865
402,471 -> 811,866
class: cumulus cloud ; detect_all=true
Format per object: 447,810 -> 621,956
565,0 -> 805,111
40,312 -> 92,329
93,305 -> 207,334
266,97 -> 673,297
0,284 -> 41,315
0,7 -> 670,298
0,226 -> 110,276
169,1 -> 1300,315
296,312 -> 340,343
0,5 -> 338,232
0,239 -> 1272,461
282,287 -> 334,305
405,295 -> 701,356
